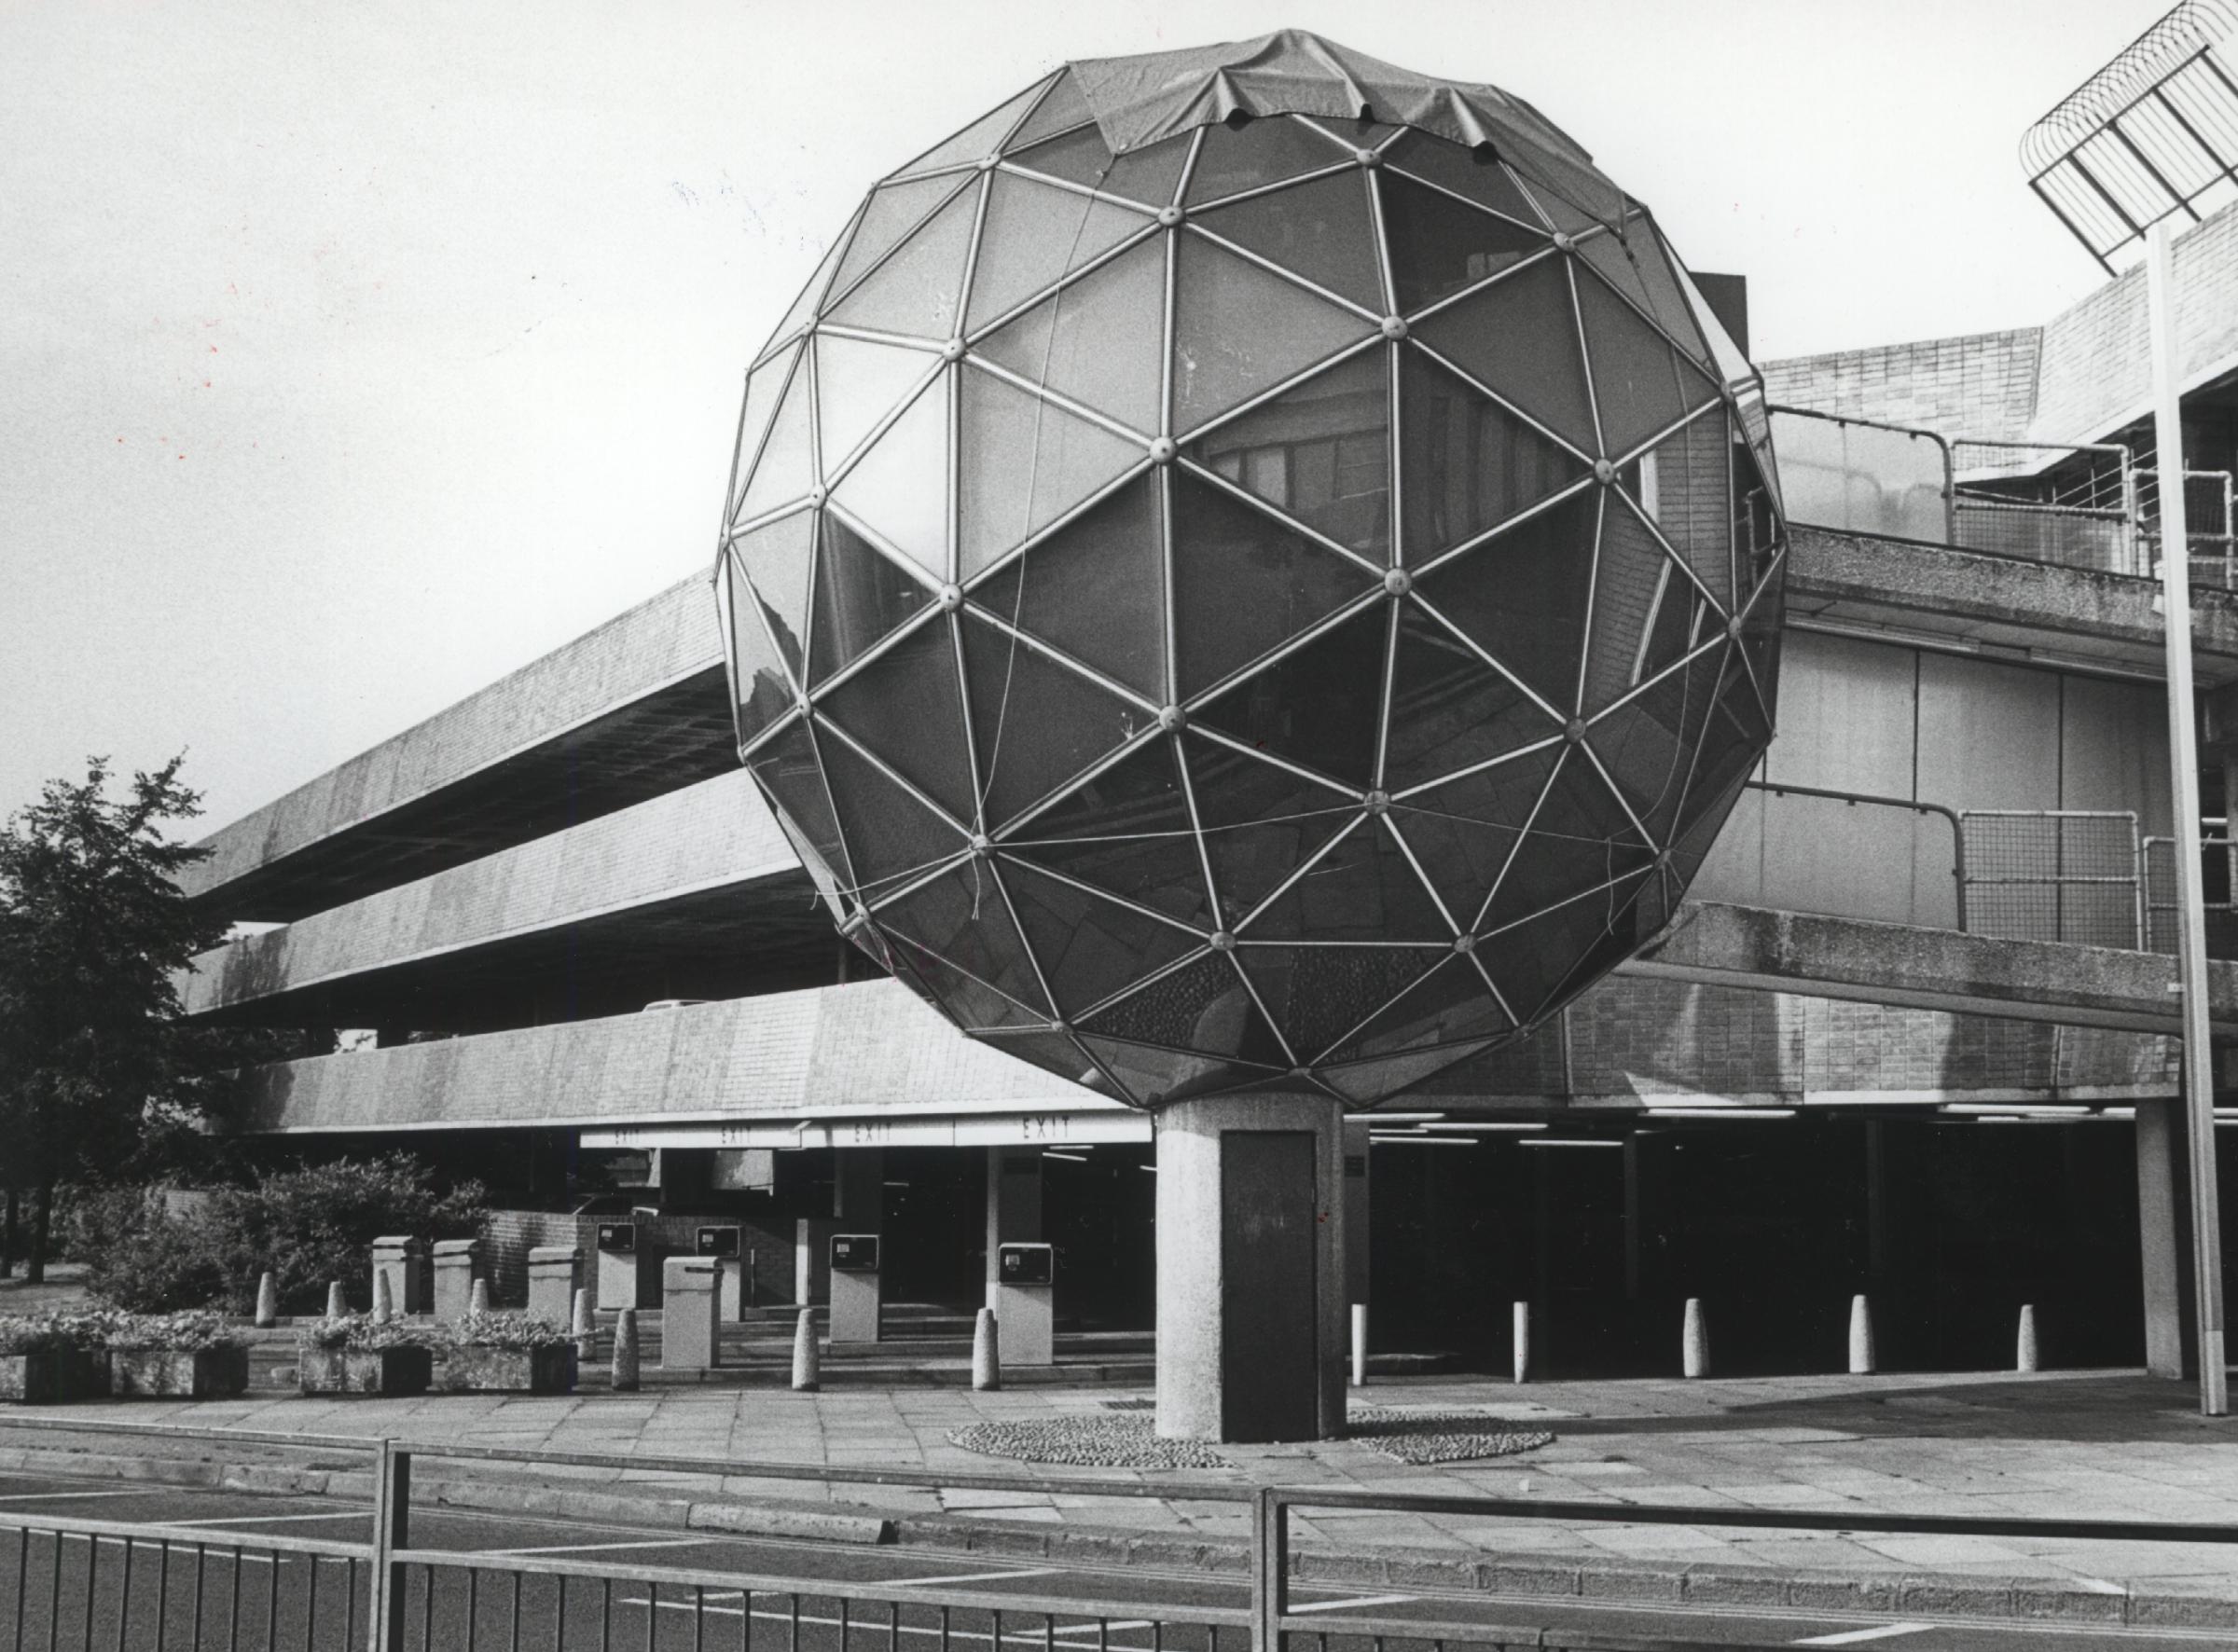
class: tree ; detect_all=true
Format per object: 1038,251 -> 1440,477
0,756 -> 229,1280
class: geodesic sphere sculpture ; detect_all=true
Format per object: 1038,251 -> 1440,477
716,33 -> 1785,1108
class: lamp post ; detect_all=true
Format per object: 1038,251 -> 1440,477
2023,2 -> 2238,1415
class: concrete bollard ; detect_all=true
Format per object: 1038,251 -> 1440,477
255,1273 -> 278,1328
325,1281 -> 346,1320
1682,1298 -> 1709,1379
1848,1294 -> 1876,1375
432,1238 -> 482,1324
1349,1303 -> 1368,1387
792,1308 -> 821,1392
371,1270 -> 394,1324
973,1308 -> 1000,1392
2017,1303 -> 2039,1373
1512,1301 -> 1531,1384
572,1287 -> 595,1362
612,1309 -> 641,1392
469,1278 -> 490,1316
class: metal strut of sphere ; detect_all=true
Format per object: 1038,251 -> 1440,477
715,40 -> 1786,1110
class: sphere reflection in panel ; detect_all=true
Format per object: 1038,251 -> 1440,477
715,32 -> 1784,1109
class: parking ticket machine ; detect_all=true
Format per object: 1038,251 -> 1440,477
993,1242 -> 1054,1366
828,1232 -> 881,1344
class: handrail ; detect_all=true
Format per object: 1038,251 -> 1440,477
1764,402 -> 1956,543
1743,778 -> 1967,929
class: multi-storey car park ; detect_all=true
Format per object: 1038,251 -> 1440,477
173,61 -> 2238,1424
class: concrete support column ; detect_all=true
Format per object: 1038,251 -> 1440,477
1154,1092 -> 1345,1443
526,1247 -> 581,1327
794,1218 -> 836,1305
1342,1120 -> 1371,1380
2137,1095 -> 2194,1379
986,1148 -> 1051,1366
432,1239 -> 481,1322
370,1237 -> 427,1316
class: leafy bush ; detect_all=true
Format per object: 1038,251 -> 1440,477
443,1311 -> 569,1352
76,1154 -> 487,1315
297,1313 -> 434,1354
0,1315 -> 76,1356
100,1310 -> 243,1354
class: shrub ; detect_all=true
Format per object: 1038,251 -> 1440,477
0,1315 -> 76,1356
296,1313 -> 434,1354
443,1311 -> 569,1352
100,1311 -> 244,1354
76,1154 -> 487,1315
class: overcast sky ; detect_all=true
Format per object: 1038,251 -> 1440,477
0,0 -> 2179,835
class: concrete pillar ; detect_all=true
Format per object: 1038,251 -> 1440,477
986,1148 -> 1050,1366
1153,1092 -> 1345,1443
794,1218 -> 836,1304
2137,1095 -> 2191,1379
660,1257 -> 722,1371
369,1236 -> 426,1316
526,1246 -> 582,1328
432,1239 -> 481,1322
1342,1119 -> 1372,1309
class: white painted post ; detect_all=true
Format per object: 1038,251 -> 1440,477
611,1309 -> 641,1393
1512,1301 -> 1530,1384
1349,1303 -> 1368,1388
325,1281 -> 346,1319
254,1273 -> 277,1328
1848,1294 -> 1876,1375
1682,1298 -> 1708,1379
371,1270 -> 394,1325
973,1308 -> 1000,1392
2017,1303 -> 2040,1373
468,1279 -> 490,1316
792,1307 -> 820,1392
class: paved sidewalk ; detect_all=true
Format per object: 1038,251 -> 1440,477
12,1365 -> 2238,1607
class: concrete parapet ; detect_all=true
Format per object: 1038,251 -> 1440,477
432,1239 -> 482,1322
526,1246 -> 582,1327
369,1236 -> 426,1316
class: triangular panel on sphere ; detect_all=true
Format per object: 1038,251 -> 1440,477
1587,641 -> 1725,848
1076,1035 -> 1275,1108
1412,257 -> 1596,455
873,860 -> 1050,1016
1170,471 -> 1378,697
1196,604 -> 1387,790
745,721 -> 854,896
959,611 -> 1155,830
1389,749 -> 1566,929
1582,496 -> 1705,718
1000,857 -> 1201,1022
1006,126 -> 1193,210
1634,411 -> 1734,615
888,937 -> 1045,1032
730,509 -> 816,683
1399,346 -> 1587,564
1234,943 -> 1447,1067
734,350 -> 816,526
1185,735 -> 1359,930
1575,218 -> 1711,371
809,522 -> 934,695
1479,744 -> 1656,929
971,475 -> 1164,701
1079,950 -> 1289,1067
1320,952 -> 1510,1063
730,344 -> 799,524
1320,1039 -> 1500,1104
1004,739 -> 1213,929
1173,234 -> 1376,434
1004,72 -> 1092,152
819,617 -> 975,824
1383,600 -> 1563,792
1381,130 -> 1544,225
891,81 -> 1048,179
1381,172 -> 1549,315
1574,264 -> 1721,461
1185,115 -> 1354,205
815,717 -> 967,892
966,172 -> 1153,335
1414,491 -> 1598,717
828,185 -> 979,340
1184,349 -> 1391,562
1195,169 -> 1383,312
757,234 -> 850,369
1480,875 -> 1651,1026
1243,816 -> 1453,943
827,175 -> 965,303
830,379 -> 949,584
816,335 -> 936,479
959,365 -> 1144,579
976,237 -> 1166,434
725,558 -> 794,750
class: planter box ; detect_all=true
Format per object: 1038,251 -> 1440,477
67,1350 -> 111,1399
107,1346 -> 251,1399
0,1351 -> 69,1405
437,1344 -> 573,1394
298,1346 -> 432,1397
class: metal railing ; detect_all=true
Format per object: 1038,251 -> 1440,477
1958,809 -> 2143,949
2139,465 -> 2238,589
8,1413 -> 2238,1651
1742,778 -> 1968,930
2143,825 -> 2238,957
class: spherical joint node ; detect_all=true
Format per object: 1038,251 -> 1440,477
942,337 -> 966,363
1553,231 -> 1575,253
938,583 -> 963,613
1454,933 -> 1477,955
1050,1020 -> 1071,1036
1156,204 -> 1184,228
808,486 -> 828,507
795,694 -> 814,718
1209,930 -> 1236,953
1364,789 -> 1390,816
1592,459 -> 1617,485
1289,1066 -> 1314,1081
1356,147 -> 1382,169
1383,566 -> 1413,598
1727,615 -> 1747,640
1148,435 -> 1178,464
970,833 -> 994,857
1157,703 -> 1187,734
1380,315 -> 1409,341
1657,848 -> 1674,869
979,152 -> 1002,172
1565,717 -> 1588,744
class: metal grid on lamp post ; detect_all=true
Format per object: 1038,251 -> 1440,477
2024,0 -> 2238,1417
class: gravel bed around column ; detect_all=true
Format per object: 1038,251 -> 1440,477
1345,1408 -> 1555,1465
947,1414 -> 1232,1469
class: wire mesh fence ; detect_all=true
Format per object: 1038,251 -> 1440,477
1950,438 -> 2137,574
2138,466 -> 2238,590
1957,810 -> 2142,948
2141,830 -> 2238,958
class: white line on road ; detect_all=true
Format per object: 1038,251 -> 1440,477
168,1510 -> 367,1527
901,1566 -> 1067,1588
1793,1626 -> 1936,1646
488,1536 -> 713,1557
0,1489 -> 148,1504
1288,1592 -> 1419,1615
